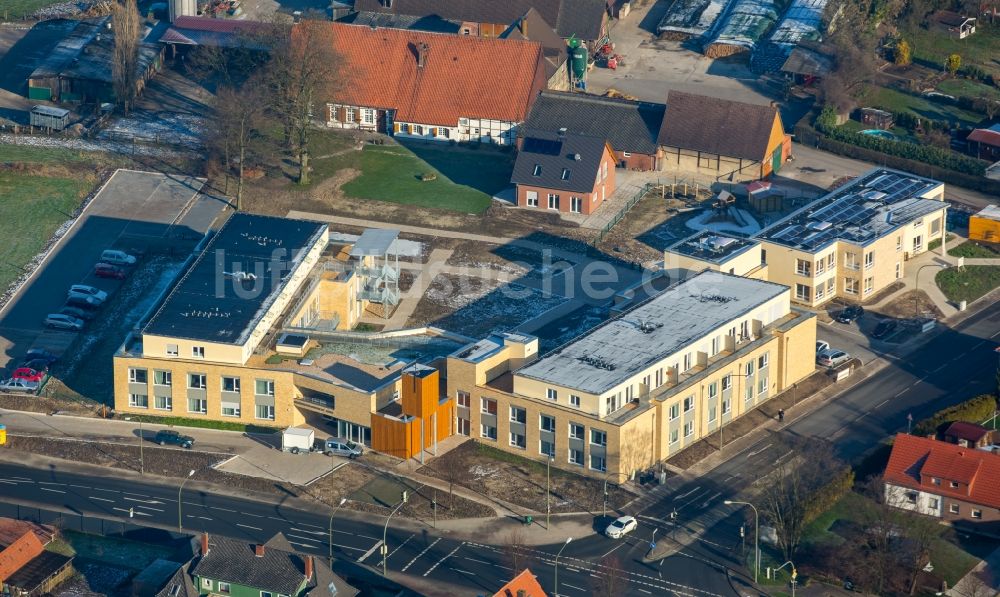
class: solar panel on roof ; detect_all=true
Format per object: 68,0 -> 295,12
523,137 -> 563,155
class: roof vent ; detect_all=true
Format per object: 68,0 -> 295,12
558,127 -> 567,136
573,153 -> 581,161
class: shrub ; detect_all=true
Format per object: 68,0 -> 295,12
894,40 -> 911,66
821,126 -> 986,175
946,53 -> 962,75
912,394 -> 998,436
804,466 -> 855,525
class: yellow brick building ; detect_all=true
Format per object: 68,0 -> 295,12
446,270 -> 816,480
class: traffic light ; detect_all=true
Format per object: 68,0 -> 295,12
401,490 -> 408,504
669,510 -> 677,520
129,508 -> 134,518
740,525 -> 745,538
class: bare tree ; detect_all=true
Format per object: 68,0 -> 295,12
111,0 -> 141,115
502,528 -> 527,572
261,20 -> 342,185
437,453 -> 465,509
210,80 -> 266,211
591,555 -> 629,597
952,570 -> 997,597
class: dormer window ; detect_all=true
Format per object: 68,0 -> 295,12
561,168 -> 570,180
931,477 -> 941,485
950,481 -> 959,488
532,164 -> 542,176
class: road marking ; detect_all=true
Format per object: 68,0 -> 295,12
123,496 -> 163,505
92,487 -> 117,492
453,568 -> 474,575
463,556 -> 492,565
236,523 -> 262,531
210,506 -> 237,513
89,496 -> 115,503
747,443 -> 771,458
122,491 -> 150,498
401,537 -> 441,572
562,583 -> 586,592
288,532 -> 326,544
701,491 -> 722,508
69,484 -> 91,489
383,533 -> 414,565
358,540 -> 383,563
112,507 -> 150,517
875,399 -> 889,409
297,522 -> 324,530
243,512 -> 263,518
37,481 -> 64,486
291,527 -> 328,536
186,515 -> 212,521
0,480 -> 19,485
288,540 -> 320,550
39,487 -> 65,494
894,389 -> 908,398
638,589 -> 652,594
600,542 -> 626,558
673,487 -> 699,501
423,543 -> 463,577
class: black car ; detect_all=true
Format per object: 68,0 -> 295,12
836,305 -> 864,324
154,430 -> 195,448
65,295 -> 101,311
871,320 -> 897,339
59,305 -> 97,321
24,348 -> 58,365
21,358 -> 50,373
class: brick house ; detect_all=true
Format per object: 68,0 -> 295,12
883,434 -> 1000,534
943,421 -> 994,449
323,23 -> 546,145
523,91 -> 666,171
0,525 -> 74,596
510,129 -> 616,216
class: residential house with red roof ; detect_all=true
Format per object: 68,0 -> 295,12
0,523 -> 74,596
883,434 -> 1000,531
493,568 -> 547,597
323,23 -> 547,145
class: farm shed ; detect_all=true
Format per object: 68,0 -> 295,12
29,105 -> 70,130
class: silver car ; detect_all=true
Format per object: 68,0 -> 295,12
0,378 -> 39,393
817,349 -> 851,368
100,249 -> 137,266
68,284 -> 107,304
324,438 -> 363,458
45,313 -> 84,330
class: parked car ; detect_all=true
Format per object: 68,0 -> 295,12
871,320 -> 898,339
12,368 -> 44,382
65,295 -> 101,310
100,249 -> 137,266
816,340 -> 830,354
94,263 -> 126,280
67,284 -> 107,304
25,348 -> 58,365
0,378 -> 39,393
44,313 -> 84,331
324,438 -> 363,459
154,430 -> 195,449
836,305 -> 864,324
818,349 -> 851,368
59,305 -> 96,321
21,359 -> 50,373
605,515 -> 638,539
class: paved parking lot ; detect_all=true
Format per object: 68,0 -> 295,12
0,169 -> 226,368
215,436 -> 351,485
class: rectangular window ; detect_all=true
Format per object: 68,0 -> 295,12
568,423 -> 584,440
928,498 -> 939,509
682,353 -> 692,371
864,276 -> 874,295
414,125 -> 423,135
202,579 -> 213,590
827,278 -> 835,294
758,374 -> 768,394
950,503 -> 959,514
932,478 -> 941,485
591,429 -> 607,446
758,353 -> 768,369
745,361 -> 755,376
568,449 -> 583,465
623,151 -> 632,157
221,403 -> 240,417
930,217 -> 941,235
950,481 -> 959,488
913,236 -> 923,252
166,344 -> 178,356
569,394 -> 580,408
864,252 -> 874,270
670,429 -> 679,444
602,162 -> 608,179
362,109 -> 375,124
815,258 -> 825,275
188,374 -> 206,390
683,396 -> 694,412
481,425 -> 497,440
708,382 -> 718,398
845,278 -> 859,294
590,455 -> 607,472
526,191 -> 538,207
192,346 -> 205,358
154,395 -> 172,410
795,259 -> 812,276
255,404 -> 275,420
722,375 -> 732,391
722,398 -> 731,415
345,107 -> 355,122
795,284 -> 811,301
153,370 -> 171,386
844,252 -> 858,270
481,398 -> 497,415
683,421 -> 694,437
561,168 -> 570,180
128,393 -> 148,408
510,406 -> 526,424
218,582 -> 230,594
972,509 -> 983,519
570,196 -> 582,213
509,432 -> 526,449
827,253 -> 835,269
547,194 -> 559,210
457,391 -> 470,408
896,236 -> 903,251
546,388 -> 558,401
815,283 -> 825,300
532,164 -> 542,176
540,414 -> 555,432
540,440 -> 555,457
254,379 -> 274,396
711,336 -> 720,356
128,368 -> 147,384
745,382 -> 754,403
221,376 -> 239,393
709,405 -> 717,422
188,397 -> 207,414
669,404 -> 679,420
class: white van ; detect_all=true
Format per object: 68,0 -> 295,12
324,438 -> 363,459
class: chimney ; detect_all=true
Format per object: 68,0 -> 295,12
254,544 -> 266,557
416,42 -> 429,68
519,16 -> 528,36
200,533 -> 209,556
304,555 -> 314,579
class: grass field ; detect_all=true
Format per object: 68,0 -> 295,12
0,0 -> 64,19
312,143 -> 510,213
0,172 -> 94,292
0,145 -> 104,164
937,78 -> 1000,102
904,22 -> 1000,77
866,86 -> 984,127
936,265 -> 1000,302
949,240 -> 1000,258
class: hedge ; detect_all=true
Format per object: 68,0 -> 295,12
912,393 -> 998,437
804,466 -> 855,525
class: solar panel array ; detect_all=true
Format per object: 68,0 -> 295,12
523,137 -> 563,156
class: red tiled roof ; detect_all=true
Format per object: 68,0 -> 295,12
967,128 -> 1000,148
944,421 -> 991,443
326,23 -> 545,126
0,531 -> 45,581
884,434 -> 1000,510
494,568 -> 547,597
0,519 -> 54,548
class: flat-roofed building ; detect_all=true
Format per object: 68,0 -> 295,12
755,168 -> 947,307
446,270 -> 816,479
664,231 -> 767,280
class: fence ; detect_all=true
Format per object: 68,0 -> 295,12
593,182 -> 654,244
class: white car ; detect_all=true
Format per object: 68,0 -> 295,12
0,378 -> 39,393
68,284 -> 107,304
817,349 -> 851,368
100,249 -> 137,266
44,313 -> 84,331
816,340 -> 830,354
605,515 -> 638,539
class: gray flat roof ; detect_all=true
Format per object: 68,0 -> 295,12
143,213 -> 326,345
756,168 -> 945,252
349,228 -> 400,256
666,231 -> 758,264
516,270 -> 787,395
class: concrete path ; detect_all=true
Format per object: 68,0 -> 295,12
948,543 -> 1000,596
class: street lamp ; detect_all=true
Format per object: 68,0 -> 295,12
177,469 -> 196,531
775,560 -> 798,597
725,499 -> 759,583
546,456 -> 553,530
719,372 -> 752,451
602,472 -> 627,519
328,497 -> 348,564
553,537 -> 573,596
914,263 -> 948,318
382,492 -> 408,577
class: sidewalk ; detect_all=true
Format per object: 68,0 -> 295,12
948,543 -> 1000,596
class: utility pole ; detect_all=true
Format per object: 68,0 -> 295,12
546,456 -> 552,530
138,419 -> 143,475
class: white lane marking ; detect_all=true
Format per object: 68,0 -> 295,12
747,443 -> 772,458
673,487 -> 699,501
210,506 -> 237,513
236,523 -> 262,531
136,505 -> 164,512
69,484 -> 91,489
92,487 -> 117,493
243,512 -> 263,518
112,507 -> 150,517
89,496 -> 115,503
423,543 -> 463,577
37,481 -> 64,486
463,556 -> 492,565
401,537 -> 441,572
297,522 -> 325,530
701,491 -> 722,508
39,487 -> 66,494
288,540 -> 320,550
123,496 -> 163,505
453,568 -> 475,575
358,540 -> 383,563
563,583 -> 586,592
291,527 -> 328,536
638,590 -> 653,594
381,533 -> 415,566
0,480 -> 19,485
186,515 -> 212,520
875,399 -> 889,408
600,542 -> 626,558
122,492 -> 150,497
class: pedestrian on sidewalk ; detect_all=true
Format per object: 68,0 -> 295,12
778,409 -> 785,422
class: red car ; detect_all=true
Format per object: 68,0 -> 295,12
12,367 -> 44,382
94,263 -> 126,280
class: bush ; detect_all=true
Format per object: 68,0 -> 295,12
804,466 -> 855,525
912,394 -> 998,437
894,40 -> 911,66
946,54 -> 962,75
820,125 -> 986,175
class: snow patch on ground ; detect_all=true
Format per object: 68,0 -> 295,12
97,111 -> 207,149
0,134 -> 190,158
685,208 -> 761,235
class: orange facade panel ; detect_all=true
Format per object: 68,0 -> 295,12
969,216 -> 1000,243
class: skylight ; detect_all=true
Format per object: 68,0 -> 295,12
561,168 -> 570,180
533,164 -> 542,176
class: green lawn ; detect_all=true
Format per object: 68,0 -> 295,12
866,86 -> 984,127
128,413 -> 278,433
312,143 -> 509,213
936,265 -> 1000,302
0,172 -> 93,291
949,240 -> 1000,258
0,145 -> 104,164
937,78 -> 1000,102
0,0 -> 64,19
904,22 -> 1000,77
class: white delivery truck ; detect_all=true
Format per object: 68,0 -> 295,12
281,427 -> 315,454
